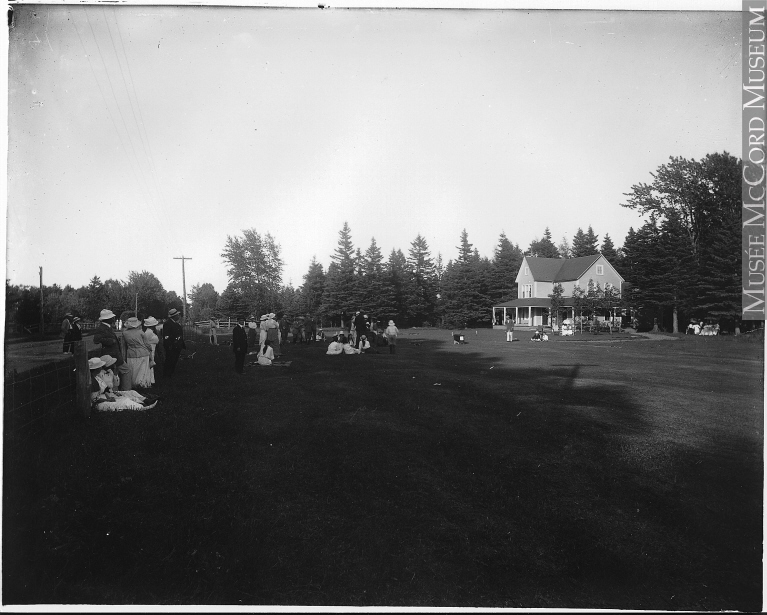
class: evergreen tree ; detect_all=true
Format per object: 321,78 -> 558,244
488,232 -> 523,304
441,230 -> 492,328
528,228 -> 561,258
85,276 -> 106,320
558,236 -> 572,259
600,233 -> 618,263
405,234 -> 438,326
585,226 -> 600,255
571,228 -> 588,257
380,249 -> 408,325
300,257 -> 326,317
360,238 -> 387,318
321,224 -> 358,319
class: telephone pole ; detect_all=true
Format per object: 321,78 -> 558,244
173,256 -> 192,323
39,266 -> 44,339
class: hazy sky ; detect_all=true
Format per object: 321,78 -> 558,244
7,3 -> 741,301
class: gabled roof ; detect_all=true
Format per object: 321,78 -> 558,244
524,254 -> 603,282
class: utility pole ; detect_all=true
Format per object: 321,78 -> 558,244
173,256 -> 192,323
39,266 -> 44,339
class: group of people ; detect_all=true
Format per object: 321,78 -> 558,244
88,307 -> 186,410
61,313 -> 83,353
231,312 -> 287,373
326,313 -> 400,355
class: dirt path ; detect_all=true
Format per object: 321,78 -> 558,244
4,336 -> 101,373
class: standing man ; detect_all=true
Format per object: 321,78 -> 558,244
232,316 -> 248,374
163,308 -> 185,378
209,317 -> 218,345
93,309 -> 132,391
505,315 -> 515,343
61,313 -> 73,353
354,310 -> 367,349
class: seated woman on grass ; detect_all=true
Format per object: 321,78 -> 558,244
90,357 -> 158,411
343,337 -> 361,354
326,334 -> 344,355
257,340 -> 275,365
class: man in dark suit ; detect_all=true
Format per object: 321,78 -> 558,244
354,310 -> 368,349
162,308 -> 185,378
93,308 -> 132,391
232,316 -> 248,374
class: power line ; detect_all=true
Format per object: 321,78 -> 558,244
84,8 -> 156,210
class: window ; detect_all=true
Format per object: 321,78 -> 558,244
521,284 -> 532,298
524,266 -> 530,276
596,265 -> 604,275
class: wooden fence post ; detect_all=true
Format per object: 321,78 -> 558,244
74,340 -> 91,418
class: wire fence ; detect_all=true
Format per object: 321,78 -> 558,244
4,354 -> 79,450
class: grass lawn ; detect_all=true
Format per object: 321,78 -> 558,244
3,329 -> 763,608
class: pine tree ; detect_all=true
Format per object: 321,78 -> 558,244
585,226 -> 599,255
321,224 -> 358,319
441,230 -> 492,328
488,232 -> 524,304
381,249 -> 408,325
360,238 -> 387,317
528,228 -> 561,258
600,233 -> 618,263
571,228 -> 588,257
300,257 -> 326,317
405,234 -> 438,326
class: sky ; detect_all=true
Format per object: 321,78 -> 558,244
6,2 -> 742,302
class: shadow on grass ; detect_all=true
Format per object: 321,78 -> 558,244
3,337 -> 762,609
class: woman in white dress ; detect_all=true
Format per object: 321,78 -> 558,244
122,316 -> 153,388
90,357 -> 157,411
143,316 -> 160,385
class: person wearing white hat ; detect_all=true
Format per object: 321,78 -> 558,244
142,317 -> 160,385
265,313 -> 281,358
162,308 -> 185,378
384,320 -> 400,354
99,355 -> 156,405
61,312 -> 73,354
93,309 -> 133,391
89,357 -> 156,411
122,316 -> 153,388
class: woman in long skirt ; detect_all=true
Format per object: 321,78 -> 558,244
122,316 -> 153,388
143,316 -> 160,385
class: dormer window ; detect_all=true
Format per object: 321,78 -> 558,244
596,265 -> 604,275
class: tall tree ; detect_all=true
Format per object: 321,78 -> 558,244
221,228 -> 284,316
405,234 -> 438,325
528,228 -> 561,258
600,234 -> 618,264
300,257 -> 326,317
622,152 -> 741,264
84,276 -> 106,320
487,232 -> 524,304
188,282 -> 220,322
321,223 -> 359,318
126,270 -> 167,318
440,230 -> 492,328
557,236 -> 572,259
548,282 -> 565,330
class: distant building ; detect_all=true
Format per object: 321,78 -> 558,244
492,254 -> 624,328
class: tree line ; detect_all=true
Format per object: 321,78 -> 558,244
5,151 -> 745,334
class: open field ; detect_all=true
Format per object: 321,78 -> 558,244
3,329 -> 763,608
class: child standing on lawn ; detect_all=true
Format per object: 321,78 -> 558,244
385,320 -> 399,354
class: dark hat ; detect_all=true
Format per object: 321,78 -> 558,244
168,308 -> 180,318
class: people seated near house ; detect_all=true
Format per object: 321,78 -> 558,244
90,357 -> 158,411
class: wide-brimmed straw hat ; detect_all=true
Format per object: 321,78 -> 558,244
125,317 -> 141,329
144,316 -> 159,327
99,309 -> 116,321
99,355 -> 117,368
260,315 -> 268,321
72,316 -> 81,323
88,357 -> 106,370
168,308 -> 180,318
248,322 -> 257,329
388,320 -> 395,326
